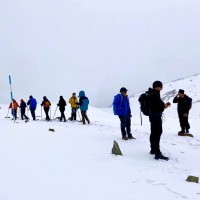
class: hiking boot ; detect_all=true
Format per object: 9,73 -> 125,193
128,135 -> 135,139
150,150 -> 156,155
178,132 -> 186,136
155,153 -> 169,161
178,130 -> 186,136
186,130 -> 189,133
122,136 -> 128,140
178,130 -> 185,134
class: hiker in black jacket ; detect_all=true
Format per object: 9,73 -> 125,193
148,81 -> 170,160
57,96 -> 67,122
20,99 -> 29,121
173,89 -> 192,134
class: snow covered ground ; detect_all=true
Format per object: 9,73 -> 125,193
0,75 -> 200,200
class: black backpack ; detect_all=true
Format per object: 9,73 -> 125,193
138,92 -> 151,116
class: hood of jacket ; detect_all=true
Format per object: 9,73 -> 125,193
79,91 -> 85,97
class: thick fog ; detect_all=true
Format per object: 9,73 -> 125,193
0,0 -> 200,107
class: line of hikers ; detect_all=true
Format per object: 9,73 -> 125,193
113,81 -> 192,161
8,90 -> 90,125
7,82 -> 192,161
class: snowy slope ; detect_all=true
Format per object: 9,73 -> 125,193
0,74 -> 200,200
129,73 -> 200,119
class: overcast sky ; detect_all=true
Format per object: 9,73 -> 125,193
0,0 -> 200,107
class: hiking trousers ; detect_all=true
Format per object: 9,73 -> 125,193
149,115 -> 162,154
44,108 -> 50,121
81,110 -> 90,124
60,109 -> 66,121
21,110 -> 29,120
11,109 -> 17,120
119,115 -> 131,137
71,108 -> 77,121
30,108 -> 36,120
178,112 -> 190,132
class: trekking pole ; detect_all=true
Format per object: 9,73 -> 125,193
27,108 -> 29,118
41,106 -> 43,120
5,108 -> 10,118
50,107 -> 52,120
18,108 -> 21,120
53,106 -> 58,120
77,109 -> 81,121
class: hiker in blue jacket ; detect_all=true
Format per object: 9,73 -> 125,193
113,87 -> 134,140
77,90 -> 90,125
27,95 -> 37,120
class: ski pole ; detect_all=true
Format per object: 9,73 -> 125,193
140,109 -> 142,126
53,106 -> 58,120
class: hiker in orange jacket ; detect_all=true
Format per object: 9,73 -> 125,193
9,99 -> 19,120
41,96 -> 51,121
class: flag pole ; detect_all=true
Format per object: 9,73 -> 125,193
9,75 -> 14,121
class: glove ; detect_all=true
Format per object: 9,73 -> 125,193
183,113 -> 188,117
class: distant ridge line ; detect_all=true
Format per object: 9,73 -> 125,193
165,73 -> 200,84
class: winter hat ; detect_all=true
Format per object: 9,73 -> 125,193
153,81 -> 163,88
29,95 -> 33,99
120,87 -> 128,92
178,89 -> 184,94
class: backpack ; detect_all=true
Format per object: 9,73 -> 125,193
188,97 -> 192,110
138,92 -> 151,116
44,101 -> 50,108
